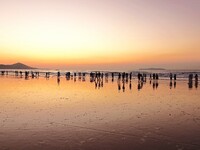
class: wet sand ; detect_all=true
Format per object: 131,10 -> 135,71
0,76 -> 200,150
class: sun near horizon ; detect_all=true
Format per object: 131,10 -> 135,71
0,0 -> 200,70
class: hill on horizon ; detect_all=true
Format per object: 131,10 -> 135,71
0,63 -> 36,69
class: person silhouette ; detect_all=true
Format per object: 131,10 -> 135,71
174,74 -> 176,81
170,73 -> 173,80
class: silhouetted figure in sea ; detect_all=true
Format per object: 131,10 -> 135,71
90,72 -> 95,83
150,74 -> 152,80
20,71 -> 23,77
57,71 -> 60,78
129,72 -> 132,80
101,73 -> 104,79
111,73 -> 114,82
143,73 -> 147,82
78,72 -> 81,77
65,72 -> 70,80
188,74 -> 193,86
155,74 -> 159,80
138,73 -> 141,81
24,71 -> 29,80
105,73 -> 108,83
122,72 -> 125,81
188,74 -> 193,89
195,74 -> 198,89
118,73 -> 121,80
15,71 -> 18,76
170,73 -> 173,80
45,72 -> 50,79
174,74 -> 177,81
78,72 -> 82,80
152,73 -> 155,80
37,72 -> 40,77
195,74 -> 198,82
125,76 -> 128,84
125,73 -> 128,81
31,72 -> 35,78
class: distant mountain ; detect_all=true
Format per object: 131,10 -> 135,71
0,63 -> 36,69
139,68 -> 166,71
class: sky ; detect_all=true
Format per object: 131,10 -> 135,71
0,0 -> 200,70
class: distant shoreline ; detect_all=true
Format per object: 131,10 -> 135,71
139,68 -> 166,71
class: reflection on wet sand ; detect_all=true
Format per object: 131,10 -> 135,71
0,71 -> 200,150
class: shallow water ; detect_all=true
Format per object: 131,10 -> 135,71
0,75 -> 200,150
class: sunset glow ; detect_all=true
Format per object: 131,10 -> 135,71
0,0 -> 200,70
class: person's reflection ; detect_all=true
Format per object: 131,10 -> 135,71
90,77 -> 94,83
195,81 -> 198,89
57,77 -> 60,85
153,81 -> 156,90
170,81 -> 173,89
25,75 -> 29,80
174,81 -> 176,89
74,77 -> 76,82
153,80 -> 158,90
82,77 -> 86,82
137,81 -> 143,91
95,79 -> 98,89
105,77 -> 108,83
129,81 -> 132,90
125,78 -> 128,84
101,79 -> 103,87
117,79 -> 121,91
98,80 -> 101,89
78,76 -> 81,81
156,81 -> 159,89
122,81 -> 125,92
188,81 -> 193,89
66,75 -> 70,81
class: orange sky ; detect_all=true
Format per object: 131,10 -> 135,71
0,0 -> 200,70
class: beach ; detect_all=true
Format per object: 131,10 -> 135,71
0,74 -> 200,150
